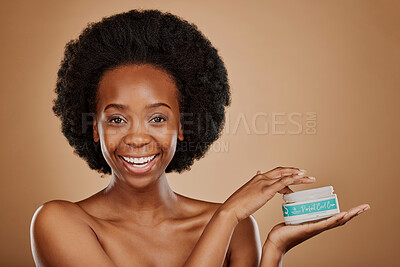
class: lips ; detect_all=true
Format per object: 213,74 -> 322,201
118,153 -> 160,174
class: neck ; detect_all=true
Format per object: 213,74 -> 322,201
100,172 -> 179,226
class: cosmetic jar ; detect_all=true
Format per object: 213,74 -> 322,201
282,186 -> 340,225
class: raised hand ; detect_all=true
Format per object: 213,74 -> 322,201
218,166 -> 316,224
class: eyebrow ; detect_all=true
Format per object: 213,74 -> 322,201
103,102 -> 172,112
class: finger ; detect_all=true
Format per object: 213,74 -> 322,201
306,204 -> 370,232
258,172 -> 312,184
352,203 -> 370,211
277,178 -> 315,194
263,174 -> 306,197
338,204 -> 371,226
278,186 -> 294,194
290,176 -> 316,185
277,176 -> 322,194
263,167 -> 306,179
305,212 -> 348,234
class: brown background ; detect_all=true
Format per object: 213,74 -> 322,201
1,0 -> 399,266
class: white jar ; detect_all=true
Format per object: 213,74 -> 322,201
282,186 -> 340,225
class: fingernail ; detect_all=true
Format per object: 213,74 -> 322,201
297,169 -> 306,173
343,212 -> 349,218
308,176 -> 316,180
362,206 -> 370,212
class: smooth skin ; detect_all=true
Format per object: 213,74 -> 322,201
30,64 -> 370,267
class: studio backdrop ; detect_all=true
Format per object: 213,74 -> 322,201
0,0 -> 399,266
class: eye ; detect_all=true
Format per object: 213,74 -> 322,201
150,116 -> 167,123
108,117 -> 125,124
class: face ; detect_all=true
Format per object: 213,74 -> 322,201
92,64 -> 184,187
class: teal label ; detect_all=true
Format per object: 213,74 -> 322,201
283,198 -> 338,217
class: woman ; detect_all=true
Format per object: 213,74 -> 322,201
30,9 -> 370,266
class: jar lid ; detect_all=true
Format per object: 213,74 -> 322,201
283,186 -> 334,203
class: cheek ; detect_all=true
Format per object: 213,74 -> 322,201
102,126 -> 127,138
98,121 -> 127,141
98,133 -> 121,172
150,126 -> 178,150
147,132 -> 176,164
158,137 -> 177,169
99,137 -> 116,161
98,125 -> 121,155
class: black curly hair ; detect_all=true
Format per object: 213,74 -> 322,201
52,8 -> 231,175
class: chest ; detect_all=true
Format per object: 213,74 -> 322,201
93,220 -> 229,267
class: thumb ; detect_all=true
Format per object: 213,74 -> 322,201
279,186 -> 294,194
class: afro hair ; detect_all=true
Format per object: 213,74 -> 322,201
52,9 -> 231,175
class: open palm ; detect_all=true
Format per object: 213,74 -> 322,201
266,203 -> 370,253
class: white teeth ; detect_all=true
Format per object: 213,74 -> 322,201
122,154 -> 157,164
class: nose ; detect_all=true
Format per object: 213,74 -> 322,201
123,122 -> 152,148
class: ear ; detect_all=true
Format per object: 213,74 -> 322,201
178,121 -> 184,141
93,116 -> 100,143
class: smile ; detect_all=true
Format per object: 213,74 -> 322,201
119,153 -> 159,174
122,154 -> 157,165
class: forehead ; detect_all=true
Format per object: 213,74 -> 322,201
96,64 -> 179,111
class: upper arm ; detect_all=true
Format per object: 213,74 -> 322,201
30,200 -> 116,267
228,215 -> 262,267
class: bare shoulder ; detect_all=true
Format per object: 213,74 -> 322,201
30,200 -> 115,267
30,200 -> 93,232
32,199 -> 87,218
